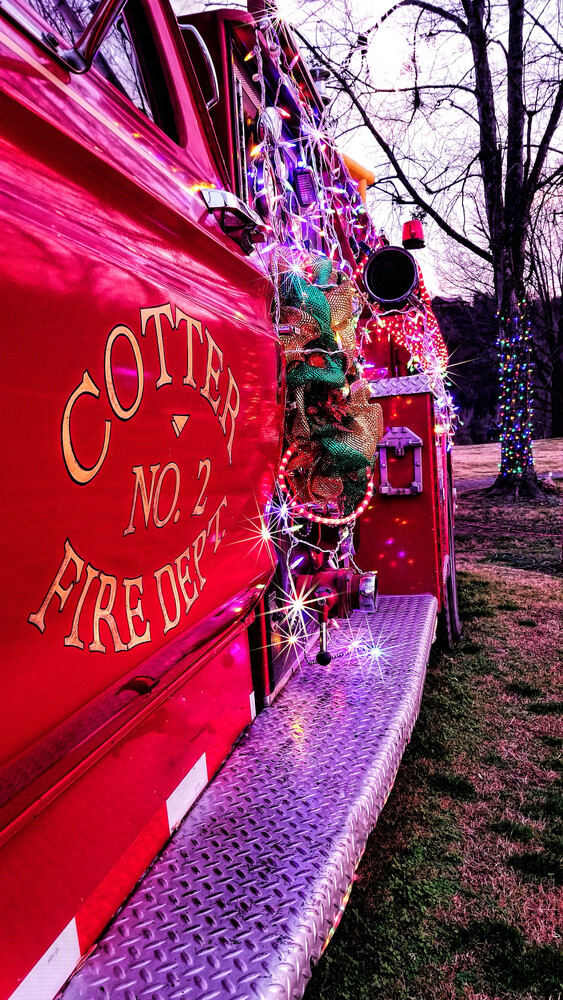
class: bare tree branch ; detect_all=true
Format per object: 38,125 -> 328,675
526,7 -> 563,55
374,0 -> 468,37
293,26 -> 493,263
525,76 -> 563,213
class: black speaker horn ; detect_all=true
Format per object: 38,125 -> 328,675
363,246 -> 418,307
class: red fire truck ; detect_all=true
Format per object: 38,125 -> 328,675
0,0 -> 460,997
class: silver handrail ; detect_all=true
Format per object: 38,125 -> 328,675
181,24 -> 219,110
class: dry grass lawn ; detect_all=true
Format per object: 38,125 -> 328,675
452,438 -> 563,484
306,440 -> 563,1000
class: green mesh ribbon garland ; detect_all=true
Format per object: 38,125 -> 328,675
279,272 -> 335,349
278,253 -> 381,518
287,354 -> 346,392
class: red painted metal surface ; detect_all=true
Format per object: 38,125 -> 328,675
0,2 -> 281,993
0,627 -> 255,998
0,0 -> 280,768
356,391 -> 443,599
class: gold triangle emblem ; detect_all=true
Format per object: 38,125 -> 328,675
171,414 -> 190,437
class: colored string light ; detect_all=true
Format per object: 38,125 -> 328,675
277,444 -> 374,525
495,306 -> 534,478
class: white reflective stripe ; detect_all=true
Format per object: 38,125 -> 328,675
166,753 -> 208,832
249,690 -> 257,721
9,919 -> 80,1000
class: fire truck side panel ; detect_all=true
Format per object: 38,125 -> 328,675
0,4 -> 282,993
0,0 -> 280,759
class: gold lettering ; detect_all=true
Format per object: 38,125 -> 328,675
218,368 -> 240,464
154,564 -> 181,634
140,304 -> 174,389
64,563 -> 99,649
175,308 -> 203,389
123,577 -> 151,649
174,547 -> 199,616
104,325 -> 144,420
153,463 -> 180,528
123,464 -> 160,536
200,328 -> 223,414
207,496 -> 227,553
192,528 -> 207,589
89,574 -> 128,653
61,371 -> 111,485
191,458 -> 211,516
28,539 -> 84,632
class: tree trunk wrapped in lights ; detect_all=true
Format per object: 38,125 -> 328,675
497,305 -> 535,485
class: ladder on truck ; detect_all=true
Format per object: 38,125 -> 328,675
58,595 -> 437,1000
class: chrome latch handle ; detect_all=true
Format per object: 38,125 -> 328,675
199,188 -> 268,254
378,426 -> 424,496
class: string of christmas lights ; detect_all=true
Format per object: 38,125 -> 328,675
239,11 -> 456,580
496,305 -> 534,479
277,443 -> 375,524
369,268 -> 456,442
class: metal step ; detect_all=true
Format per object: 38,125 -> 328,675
59,594 -> 437,1000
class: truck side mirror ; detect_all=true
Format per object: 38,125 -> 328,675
58,0 -> 128,72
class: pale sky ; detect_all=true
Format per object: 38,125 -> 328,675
174,1 -> 562,300
173,0 -> 459,294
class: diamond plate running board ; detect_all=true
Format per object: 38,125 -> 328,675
60,594 -> 437,1000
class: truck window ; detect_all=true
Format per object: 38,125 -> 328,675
24,0 -> 179,142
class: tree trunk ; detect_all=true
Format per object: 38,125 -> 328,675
497,315 -> 534,477
552,307 -> 563,436
491,278 -> 539,494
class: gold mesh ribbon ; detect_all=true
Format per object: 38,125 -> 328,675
286,443 -> 344,504
276,253 -> 383,517
345,381 -> 384,459
325,278 -> 361,371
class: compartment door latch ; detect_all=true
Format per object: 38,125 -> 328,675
378,426 -> 423,495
